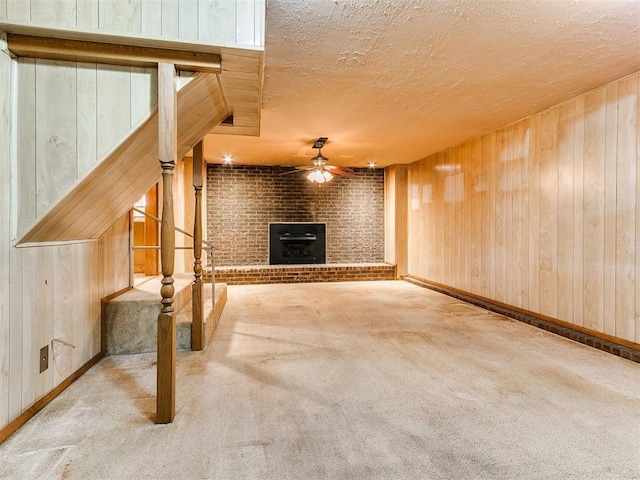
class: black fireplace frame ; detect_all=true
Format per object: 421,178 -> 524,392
268,222 -> 327,265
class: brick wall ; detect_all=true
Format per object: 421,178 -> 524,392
206,165 -> 385,266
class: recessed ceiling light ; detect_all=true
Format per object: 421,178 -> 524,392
223,155 -> 233,164
368,162 -> 376,169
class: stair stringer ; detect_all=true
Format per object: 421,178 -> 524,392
17,72 -> 229,244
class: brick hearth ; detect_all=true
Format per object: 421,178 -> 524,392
204,263 -> 396,285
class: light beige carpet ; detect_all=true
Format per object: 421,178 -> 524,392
1,280 -> 639,479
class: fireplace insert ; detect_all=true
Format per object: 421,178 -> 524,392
268,222 -> 326,265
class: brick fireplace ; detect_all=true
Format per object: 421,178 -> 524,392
206,165 -> 385,266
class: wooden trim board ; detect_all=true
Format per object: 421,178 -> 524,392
7,34 -> 222,73
0,20 -> 264,57
404,275 -> 640,362
0,283 -> 133,445
0,351 -> 103,445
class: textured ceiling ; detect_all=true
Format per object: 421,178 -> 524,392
204,0 -> 640,168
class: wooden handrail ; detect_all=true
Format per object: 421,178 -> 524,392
132,207 -> 214,249
132,246 -> 194,250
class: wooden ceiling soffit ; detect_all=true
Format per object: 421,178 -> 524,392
211,51 -> 264,137
6,34 -> 221,73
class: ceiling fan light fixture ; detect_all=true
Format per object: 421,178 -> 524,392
307,168 -> 332,183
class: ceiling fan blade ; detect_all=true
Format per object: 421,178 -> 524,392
326,166 -> 356,179
278,168 -> 307,175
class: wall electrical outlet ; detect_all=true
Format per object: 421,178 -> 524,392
39,345 -> 49,373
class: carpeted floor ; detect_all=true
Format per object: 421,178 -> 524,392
1,280 -> 639,479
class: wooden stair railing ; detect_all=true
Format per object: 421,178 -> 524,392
132,205 -> 215,350
157,62 -> 177,425
191,140 -> 205,351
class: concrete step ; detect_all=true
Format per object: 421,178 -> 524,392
105,273 -> 226,354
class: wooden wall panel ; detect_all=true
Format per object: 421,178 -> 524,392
384,167 -> 396,263
30,0 -> 75,26
237,0 -> 256,45
130,67 -> 157,128
199,0 -> 236,45
8,249 -> 23,421
636,76 -> 640,345
0,45 -> 10,429
407,162 -> 420,281
383,165 -> 408,276
52,245 -> 74,385
1,0 -> 265,434
402,72 -> 640,344
77,1 -> 99,29
604,84 -> 619,336
179,0 -> 198,41
512,121 -> 527,308
494,128 -> 507,304
76,63 -> 98,177
35,59 -> 77,216
141,0 -> 162,36
6,0 -> 29,21
162,0 -> 179,37
99,0 -> 141,33
557,101 -> 575,324
34,247 -> 54,401
12,0 -> 265,236
469,138 -> 482,294
582,88 -> 606,334
16,59 -> 36,237
20,248 -> 37,410
616,75 -> 638,342
538,108 -> 559,318
97,65 -> 132,158
0,0 -> 265,48
16,58 -> 151,240
0,53 -> 132,432
573,97 -> 585,327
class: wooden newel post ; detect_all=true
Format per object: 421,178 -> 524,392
191,140 -> 205,351
156,62 -> 177,424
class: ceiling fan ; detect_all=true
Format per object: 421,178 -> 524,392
281,137 -> 356,184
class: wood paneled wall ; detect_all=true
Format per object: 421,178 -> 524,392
402,72 -> 640,344
0,210 -> 131,432
4,0 -> 256,434
6,0 -> 265,240
16,58 -> 157,238
0,0 -> 265,47
384,165 -> 408,277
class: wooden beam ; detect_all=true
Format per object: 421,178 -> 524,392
156,62 -> 177,425
191,140 -> 205,351
7,34 -> 221,73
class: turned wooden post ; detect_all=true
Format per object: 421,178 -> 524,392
156,62 -> 177,424
191,140 -> 205,351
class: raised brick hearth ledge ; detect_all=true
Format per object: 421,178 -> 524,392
205,263 -> 396,285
